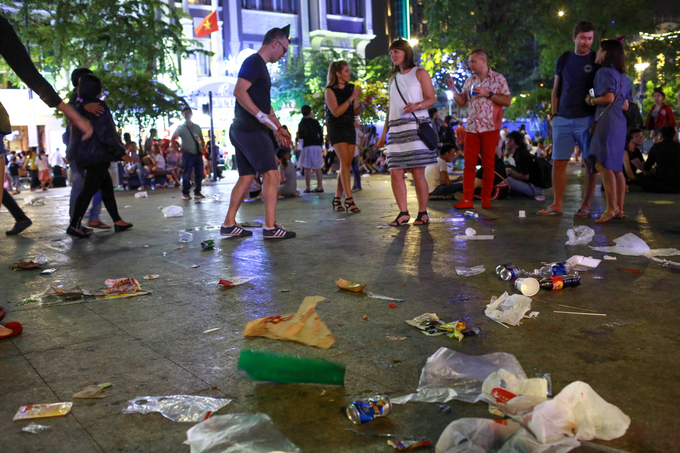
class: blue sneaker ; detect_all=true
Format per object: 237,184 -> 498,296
220,223 -> 253,237
262,223 -> 296,239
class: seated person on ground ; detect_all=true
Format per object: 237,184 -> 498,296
165,140 -> 182,186
638,126 -> 680,193
277,148 -> 299,197
623,130 -> 645,188
504,131 -> 544,198
474,148 -> 509,200
425,143 -> 462,200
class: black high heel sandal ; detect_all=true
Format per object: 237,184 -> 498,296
414,211 -> 430,225
344,197 -> 360,213
390,211 -> 410,226
332,197 -> 345,212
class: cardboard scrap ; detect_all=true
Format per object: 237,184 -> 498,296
243,296 -> 335,349
73,383 -> 112,399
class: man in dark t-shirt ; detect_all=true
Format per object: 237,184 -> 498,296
221,26 -> 296,239
539,21 -> 598,216
640,126 -> 680,193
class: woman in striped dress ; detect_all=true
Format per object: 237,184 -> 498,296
375,39 -> 437,226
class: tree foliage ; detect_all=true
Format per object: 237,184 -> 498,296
1,0 -> 206,129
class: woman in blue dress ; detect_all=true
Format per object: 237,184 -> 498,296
585,39 -> 631,223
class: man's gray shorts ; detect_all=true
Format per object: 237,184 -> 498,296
229,126 -> 277,176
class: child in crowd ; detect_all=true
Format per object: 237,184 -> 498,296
425,143 -> 462,200
37,150 -> 51,190
145,144 -> 166,187
277,148 -> 299,197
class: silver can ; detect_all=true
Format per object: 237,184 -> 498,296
345,395 -> 392,425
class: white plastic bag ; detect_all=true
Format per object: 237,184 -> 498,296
185,413 -> 300,453
435,418 -> 520,453
498,428 -> 580,453
590,233 -> 650,256
565,226 -> 595,246
527,381 -> 631,444
485,292 -> 532,326
135,191 -> 148,198
482,369 -> 548,404
455,265 -> 485,277
122,395 -> 231,422
392,348 -> 527,404
162,206 -> 184,218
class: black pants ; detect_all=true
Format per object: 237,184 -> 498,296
2,190 -> 29,222
29,169 -> 39,189
70,163 -> 121,229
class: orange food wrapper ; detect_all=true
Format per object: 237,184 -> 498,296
243,296 -> 335,349
13,402 -> 73,421
102,278 -> 141,294
335,278 -> 366,293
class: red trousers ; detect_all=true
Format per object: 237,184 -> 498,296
462,130 -> 500,200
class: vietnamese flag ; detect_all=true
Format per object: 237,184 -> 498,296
195,11 -> 218,38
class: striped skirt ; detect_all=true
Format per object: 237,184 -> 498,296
385,116 -> 438,170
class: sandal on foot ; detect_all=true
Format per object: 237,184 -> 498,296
332,197 -> 345,212
344,197 -> 361,213
414,211 -> 430,225
88,221 -> 111,229
574,209 -> 591,217
595,210 -> 617,223
390,211 -> 410,227
312,187 -> 325,193
537,207 -> 562,216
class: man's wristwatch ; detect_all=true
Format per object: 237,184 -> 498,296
487,91 -> 494,99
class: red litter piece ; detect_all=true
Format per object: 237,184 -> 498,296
218,279 -> 235,287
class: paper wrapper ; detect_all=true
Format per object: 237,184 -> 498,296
14,402 -> 72,421
335,278 -> 366,293
243,296 -> 335,349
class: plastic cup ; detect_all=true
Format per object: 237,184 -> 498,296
518,210 -> 526,218
515,278 -> 540,297
465,228 -> 476,237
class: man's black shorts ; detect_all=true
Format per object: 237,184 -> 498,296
229,126 -> 277,176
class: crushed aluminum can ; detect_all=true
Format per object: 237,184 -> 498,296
200,240 -> 215,250
345,395 -> 392,425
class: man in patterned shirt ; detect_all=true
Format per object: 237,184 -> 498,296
446,50 -> 511,209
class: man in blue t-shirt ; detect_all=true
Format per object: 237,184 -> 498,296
539,21 -> 598,216
220,26 -> 296,239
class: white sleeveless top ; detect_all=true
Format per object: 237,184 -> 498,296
388,67 -> 428,121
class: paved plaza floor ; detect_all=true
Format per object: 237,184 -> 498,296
1,165 -> 679,452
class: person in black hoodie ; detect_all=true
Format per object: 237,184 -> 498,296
66,74 -> 133,238
505,131 -> 544,198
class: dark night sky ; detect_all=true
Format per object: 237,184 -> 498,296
654,0 -> 680,16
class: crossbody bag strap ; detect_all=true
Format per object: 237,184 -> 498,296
185,123 -> 202,153
594,74 -> 623,122
393,74 -> 421,125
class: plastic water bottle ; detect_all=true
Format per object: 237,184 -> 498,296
536,262 -> 575,277
179,231 -> 193,242
35,254 -> 48,264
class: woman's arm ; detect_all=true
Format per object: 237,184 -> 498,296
402,68 -> 436,114
325,85 -> 360,118
374,79 -> 392,149
623,152 -> 636,180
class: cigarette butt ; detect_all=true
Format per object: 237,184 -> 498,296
203,328 -> 220,334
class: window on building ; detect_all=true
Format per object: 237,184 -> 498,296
327,0 -> 359,17
197,52 -> 211,77
241,0 -> 296,13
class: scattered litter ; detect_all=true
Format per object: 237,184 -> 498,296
23,195 -> 44,206
9,259 -> 43,271
366,291 -> 404,302
143,275 -> 160,280
567,255 -> 601,270
566,225 -> 595,245
619,268 -> 642,274
336,218 -> 346,221
203,328 -> 220,334
455,265 -> 486,277
464,210 -> 479,219
243,296 -> 335,348
238,349 -> 345,385
649,200 -> 674,204
21,422 -> 50,434
485,292 -> 532,326
280,289 -> 290,292
162,252 -> 168,257
200,240 -> 214,250
518,210 -> 526,218
429,218 -> 454,223
603,322 -> 629,328
95,278 -> 141,296
557,304 -> 597,312
39,268 -> 58,275
535,195 -> 545,201
34,254 -> 48,264
405,313 -> 478,340
465,228 -> 476,237
185,413 -> 300,453
554,311 -> 606,316
603,255 -> 617,260
191,264 -> 200,268
525,311 -> 539,319
213,193 -> 223,202
144,245 -> 149,248
73,383 -> 112,399
535,372 -> 553,396
345,395 -> 391,424
387,439 -> 432,450
335,278 -> 366,293
390,302 -> 396,308
363,315 -> 369,320
593,276 -> 604,279
591,233 -> 680,256
514,277 -> 540,296
134,191 -> 148,198
392,348 -> 527,404
179,231 -> 194,242
14,402 -> 73,421
174,245 -> 184,250
218,277 -> 254,287
649,256 -> 680,269
162,206 -> 183,217
387,335 -> 407,341
41,284 -> 87,301
124,205 -> 132,208
377,224 -> 392,229
454,235 -> 494,240
294,220 -> 307,223
123,395 -> 231,422
241,221 -> 263,228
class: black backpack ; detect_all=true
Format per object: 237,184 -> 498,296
533,156 -> 553,189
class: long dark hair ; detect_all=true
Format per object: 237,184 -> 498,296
327,61 -> 348,88
600,39 -> 626,73
389,39 -> 415,73
277,148 -> 289,168
507,131 -> 529,153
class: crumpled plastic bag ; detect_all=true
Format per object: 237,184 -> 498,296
526,381 -> 631,444
243,296 -> 335,349
162,206 -> 184,218
498,428 -> 580,453
565,226 -> 595,246
94,278 -> 141,295
435,418 -> 521,453
122,395 -> 231,422
482,369 -> 548,405
485,292 -> 532,326
185,413 -> 300,453
392,348 -> 526,404
591,233 -> 680,257
455,265 -> 486,276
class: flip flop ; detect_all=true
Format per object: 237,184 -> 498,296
88,221 -> 112,229
574,209 -> 591,217
0,322 -> 22,340
537,208 -> 562,216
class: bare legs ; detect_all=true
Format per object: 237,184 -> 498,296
577,172 -> 599,213
333,142 -> 356,203
546,159 -> 568,213
223,169 -> 281,229
389,167 -> 430,224
594,161 -> 624,223
305,168 -> 323,190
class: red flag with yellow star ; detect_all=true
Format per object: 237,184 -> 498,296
194,11 -> 218,39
